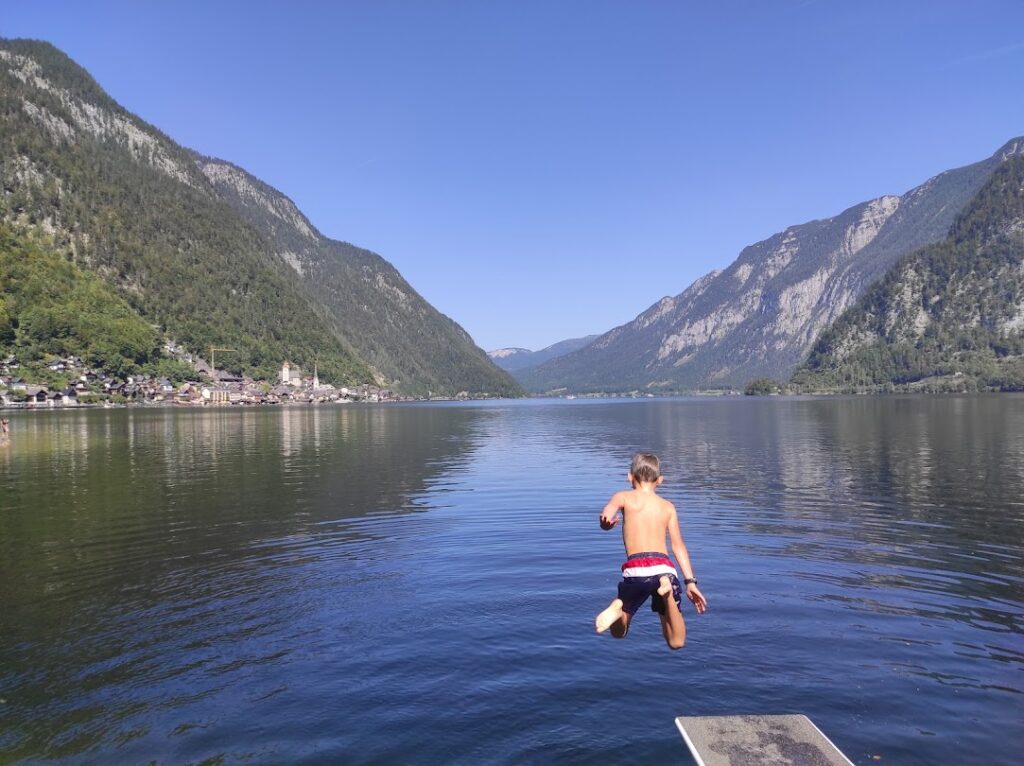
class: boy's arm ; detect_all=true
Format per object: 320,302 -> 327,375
668,504 -> 708,613
599,492 -> 626,529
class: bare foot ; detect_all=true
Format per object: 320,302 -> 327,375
595,599 -> 624,633
658,576 -> 673,598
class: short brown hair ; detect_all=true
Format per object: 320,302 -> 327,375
630,452 -> 661,483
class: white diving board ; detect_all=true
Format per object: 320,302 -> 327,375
675,715 -> 854,766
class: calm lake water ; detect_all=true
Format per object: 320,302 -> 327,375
1,397 -> 1022,765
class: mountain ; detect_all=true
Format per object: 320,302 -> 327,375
488,335 -> 599,373
0,39 -> 369,385
488,347 -> 532,367
520,137 -> 1024,393
791,154 -> 1024,392
194,156 -> 520,396
0,38 -> 521,396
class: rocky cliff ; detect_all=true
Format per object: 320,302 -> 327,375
520,138 -> 1024,393
792,154 -> 1024,392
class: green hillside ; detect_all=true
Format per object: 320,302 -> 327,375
194,155 -> 523,397
1,38 -> 519,395
791,155 -> 1024,392
0,39 -> 372,385
0,224 -> 158,377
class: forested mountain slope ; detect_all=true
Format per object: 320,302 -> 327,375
0,223 -> 160,376
0,38 -> 519,395
521,137 -> 1024,393
0,39 -> 370,384
195,156 -> 520,396
792,154 -> 1024,392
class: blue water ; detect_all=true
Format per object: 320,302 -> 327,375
1,397 -> 1022,764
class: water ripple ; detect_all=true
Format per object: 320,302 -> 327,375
1,398 -> 1023,764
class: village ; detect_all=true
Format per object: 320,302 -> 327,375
0,354 -> 404,409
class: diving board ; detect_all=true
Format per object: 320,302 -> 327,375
675,715 -> 854,766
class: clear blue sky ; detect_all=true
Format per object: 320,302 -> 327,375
4,1 -> 1023,350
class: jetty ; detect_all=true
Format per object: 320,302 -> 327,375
675,715 -> 854,766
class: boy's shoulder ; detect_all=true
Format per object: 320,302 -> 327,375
621,488 -> 676,512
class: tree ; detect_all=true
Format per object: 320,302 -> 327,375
745,378 -> 783,396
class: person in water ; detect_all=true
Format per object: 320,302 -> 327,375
595,452 -> 707,649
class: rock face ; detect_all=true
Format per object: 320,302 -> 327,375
793,154 -> 1024,392
521,137 -> 1024,393
488,335 -> 600,374
0,47 -> 197,188
0,38 -> 520,396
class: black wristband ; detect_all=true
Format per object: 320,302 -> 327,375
683,577 -> 697,585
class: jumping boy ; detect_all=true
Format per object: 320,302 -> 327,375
595,452 -> 707,649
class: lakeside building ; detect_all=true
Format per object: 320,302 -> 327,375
1,355 -> 400,409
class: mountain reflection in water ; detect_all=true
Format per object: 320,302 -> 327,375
1,397 -> 1021,765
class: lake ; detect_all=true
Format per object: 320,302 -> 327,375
1,397 -> 1022,765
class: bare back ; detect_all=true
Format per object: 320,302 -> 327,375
597,472 -> 708,633
612,488 -> 675,555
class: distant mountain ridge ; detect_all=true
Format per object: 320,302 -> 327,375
791,154 -> 1024,392
521,137 -> 1024,393
488,335 -> 599,373
0,38 -> 521,396
489,347 -> 531,360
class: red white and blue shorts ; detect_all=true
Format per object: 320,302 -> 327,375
617,551 -> 682,616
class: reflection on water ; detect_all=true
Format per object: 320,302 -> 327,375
0,406 -> 486,762
1,397 -> 1022,765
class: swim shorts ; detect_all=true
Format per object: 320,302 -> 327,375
617,551 -> 682,616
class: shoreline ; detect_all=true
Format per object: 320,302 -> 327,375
4,389 -> 1021,415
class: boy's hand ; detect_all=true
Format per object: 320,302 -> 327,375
686,583 -> 708,614
599,509 -> 619,529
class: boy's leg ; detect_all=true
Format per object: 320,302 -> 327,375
599,578 -> 646,637
658,576 -> 686,650
596,600 -> 632,638
610,610 -> 632,639
595,598 -> 625,634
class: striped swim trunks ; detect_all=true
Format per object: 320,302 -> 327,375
617,551 -> 682,615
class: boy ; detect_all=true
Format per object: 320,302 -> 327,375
595,452 -> 707,649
